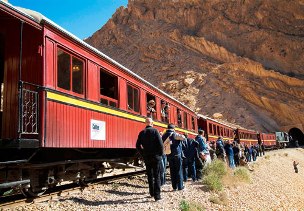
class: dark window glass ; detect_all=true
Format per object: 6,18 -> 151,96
192,117 -> 195,130
209,123 -> 212,134
100,69 -> 118,99
57,49 -> 70,90
134,88 -> 139,112
100,98 -> 108,105
177,109 -> 182,127
213,125 -> 216,135
184,113 -> 188,129
127,84 -> 139,113
127,85 -> 133,110
72,57 -> 83,94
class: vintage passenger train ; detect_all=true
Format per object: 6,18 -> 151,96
0,2 -> 282,197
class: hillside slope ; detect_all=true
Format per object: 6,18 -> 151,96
85,0 -> 304,132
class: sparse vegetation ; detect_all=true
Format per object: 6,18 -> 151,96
203,159 -> 227,177
203,172 -> 223,191
233,167 -> 250,183
284,153 -> 288,156
209,192 -> 228,206
111,183 -> 119,190
202,160 -> 227,192
265,155 -> 270,159
179,199 -> 204,211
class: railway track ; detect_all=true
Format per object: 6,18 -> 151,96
0,168 -> 146,210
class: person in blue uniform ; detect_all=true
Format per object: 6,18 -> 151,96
162,124 -> 185,191
136,118 -> 163,201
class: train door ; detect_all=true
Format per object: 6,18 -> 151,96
0,34 -> 4,137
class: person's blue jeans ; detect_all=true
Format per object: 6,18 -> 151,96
160,154 -> 167,185
168,154 -> 184,190
228,155 -> 235,168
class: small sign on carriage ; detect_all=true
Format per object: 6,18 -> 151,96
90,119 -> 106,140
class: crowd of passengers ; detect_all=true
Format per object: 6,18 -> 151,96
136,117 -> 266,201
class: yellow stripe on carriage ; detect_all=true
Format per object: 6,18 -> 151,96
47,91 -> 197,135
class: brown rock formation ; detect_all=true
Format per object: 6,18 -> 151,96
85,0 -> 304,132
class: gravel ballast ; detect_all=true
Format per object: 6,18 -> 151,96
10,148 -> 304,210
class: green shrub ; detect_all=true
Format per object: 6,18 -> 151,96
233,167 -> 250,183
203,159 -> 227,178
179,200 -> 204,211
202,172 -> 223,191
180,200 -> 190,211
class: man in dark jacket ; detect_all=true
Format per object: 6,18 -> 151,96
136,118 -> 163,201
162,124 -> 185,191
182,133 -> 199,182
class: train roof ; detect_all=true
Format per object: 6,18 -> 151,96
198,114 -> 255,131
1,1 -> 194,113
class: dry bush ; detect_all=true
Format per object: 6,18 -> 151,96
179,199 -> 204,211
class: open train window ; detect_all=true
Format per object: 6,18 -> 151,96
191,116 -> 195,130
57,48 -> 83,95
127,84 -> 139,113
161,100 -> 169,123
177,109 -> 182,127
184,112 -> 188,129
146,93 -> 156,119
209,123 -> 213,134
213,124 -> 216,135
100,69 -> 118,107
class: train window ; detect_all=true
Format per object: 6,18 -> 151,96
147,94 -> 156,119
213,125 -> 216,135
184,113 -> 188,129
161,100 -> 170,123
57,48 -> 84,95
100,69 -> 118,107
127,84 -> 139,113
209,123 -> 212,134
57,49 -> 71,90
191,116 -> 195,130
177,109 -> 182,127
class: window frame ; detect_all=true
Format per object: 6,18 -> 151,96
56,47 -> 85,98
99,68 -> 118,108
183,112 -> 188,129
127,83 -> 140,114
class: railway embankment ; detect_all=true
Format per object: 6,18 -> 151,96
4,148 -> 304,211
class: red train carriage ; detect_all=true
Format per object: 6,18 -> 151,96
0,2 -> 197,196
197,115 -> 235,142
258,133 -> 276,149
235,128 -> 258,146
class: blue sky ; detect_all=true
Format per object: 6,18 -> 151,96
9,0 -> 128,39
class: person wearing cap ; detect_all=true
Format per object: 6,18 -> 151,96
162,123 -> 185,191
136,118 -> 163,201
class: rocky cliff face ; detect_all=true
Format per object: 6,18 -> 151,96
85,0 -> 304,132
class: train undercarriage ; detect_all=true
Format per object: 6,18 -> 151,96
0,147 -> 142,197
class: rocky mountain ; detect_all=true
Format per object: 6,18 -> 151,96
85,0 -> 304,132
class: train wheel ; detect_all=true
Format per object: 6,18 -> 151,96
78,178 -> 88,187
21,187 -> 47,197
